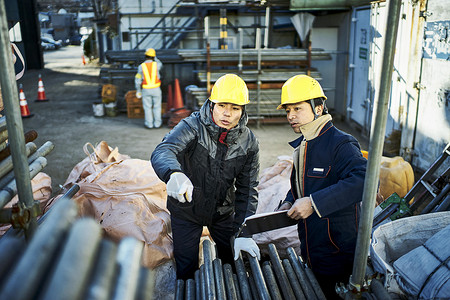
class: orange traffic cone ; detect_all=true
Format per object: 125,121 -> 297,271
82,55 -> 86,65
35,74 -> 49,102
19,84 -> 33,118
172,78 -> 185,110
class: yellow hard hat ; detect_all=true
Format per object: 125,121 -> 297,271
277,75 -> 327,110
210,74 -> 249,105
145,48 -> 156,57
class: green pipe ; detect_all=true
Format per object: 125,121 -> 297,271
350,0 -> 403,293
0,0 -> 36,238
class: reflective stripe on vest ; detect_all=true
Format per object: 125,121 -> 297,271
141,62 -> 161,89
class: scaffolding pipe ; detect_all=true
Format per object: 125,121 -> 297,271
84,240 -> 118,300
0,0 -> 37,239
350,0 -> 402,293
202,239 -> 216,300
0,142 -> 37,179
0,156 -> 47,209
223,264 -> 239,300
286,247 -> 317,299
246,254 -> 271,300
213,259 -> 226,300
263,7 -> 270,48
112,237 -> 144,300
0,188 -> 79,300
268,244 -> 295,300
234,256 -> 252,299
40,218 -> 102,300
261,261 -> 283,300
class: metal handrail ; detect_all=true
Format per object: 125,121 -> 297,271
133,0 -> 184,49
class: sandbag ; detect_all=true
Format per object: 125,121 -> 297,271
370,211 -> 450,296
393,224 -> 450,299
252,156 -> 301,257
60,141 -> 172,269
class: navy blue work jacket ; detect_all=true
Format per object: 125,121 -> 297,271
284,121 -> 367,276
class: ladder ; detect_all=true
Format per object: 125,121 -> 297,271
373,142 -> 450,226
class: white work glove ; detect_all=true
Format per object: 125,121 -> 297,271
166,172 -> 193,203
136,91 -> 142,99
234,237 -> 260,261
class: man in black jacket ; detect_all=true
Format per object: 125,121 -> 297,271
151,74 -> 260,280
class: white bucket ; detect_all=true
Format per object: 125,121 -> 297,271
93,102 -> 104,117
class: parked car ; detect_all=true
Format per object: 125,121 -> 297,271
69,34 -> 82,45
41,41 -> 55,51
41,36 -> 63,49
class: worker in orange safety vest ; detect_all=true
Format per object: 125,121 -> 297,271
135,48 -> 163,128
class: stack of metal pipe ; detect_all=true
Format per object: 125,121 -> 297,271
0,185 -> 156,300
0,115 -> 55,228
175,239 -> 326,300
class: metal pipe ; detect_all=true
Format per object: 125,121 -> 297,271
422,183 -> 450,214
0,142 -> 36,179
268,243 -> 295,299
370,277 -> 392,300
434,194 -> 450,212
234,256 -> 252,299
112,237 -> 144,300
0,188 -> 79,300
282,259 -> 306,300
213,259 -> 226,300
27,141 -> 54,164
202,239 -> 216,300
247,274 -> 258,300
84,240 -> 118,300
195,270 -> 202,300
232,273 -> 242,300
223,264 -> 239,300
304,265 -> 326,300
200,264 -> 207,300
263,7 -> 270,48
238,29 -> 243,73
0,116 -> 6,131
350,0 -> 402,292
0,0 -> 36,239
246,253 -> 271,300
0,235 -> 26,287
0,129 -> 8,145
0,130 -> 38,162
0,156 -> 47,209
286,247 -> 317,300
185,278 -> 195,300
40,218 -> 102,300
175,279 -> 185,300
0,142 -> 52,190
261,261 -> 283,300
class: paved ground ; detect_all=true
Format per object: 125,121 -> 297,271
17,45 -> 368,196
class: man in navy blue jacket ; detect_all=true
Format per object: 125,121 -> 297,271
277,75 -> 367,299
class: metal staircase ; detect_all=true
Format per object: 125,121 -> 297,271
133,0 -> 206,50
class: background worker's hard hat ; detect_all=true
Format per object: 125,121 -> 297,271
277,75 -> 327,110
209,74 -> 249,106
145,48 -> 156,57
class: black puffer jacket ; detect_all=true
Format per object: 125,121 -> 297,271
151,100 -> 259,232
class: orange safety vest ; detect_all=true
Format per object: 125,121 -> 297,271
141,61 -> 161,89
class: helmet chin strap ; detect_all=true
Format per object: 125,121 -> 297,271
310,100 -> 319,120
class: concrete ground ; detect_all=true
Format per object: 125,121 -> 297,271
17,45 -> 368,197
